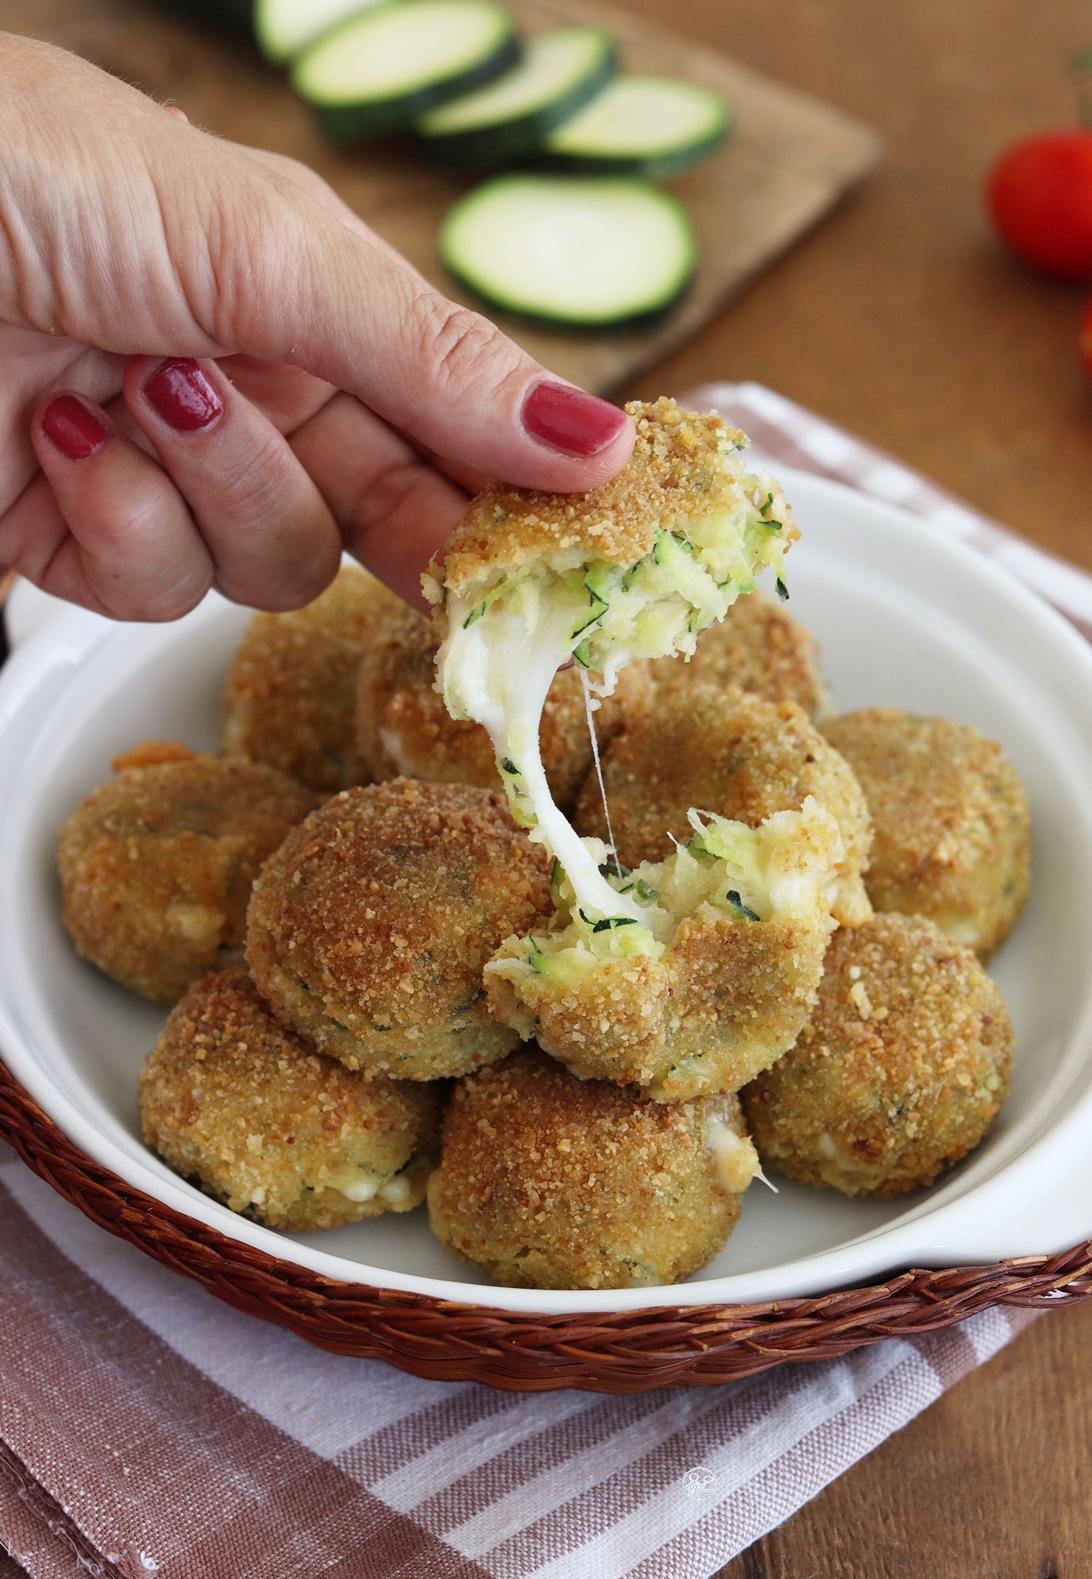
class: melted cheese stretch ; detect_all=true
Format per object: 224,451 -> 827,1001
437,514 -> 789,920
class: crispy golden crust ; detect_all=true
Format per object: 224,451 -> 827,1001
742,914 -> 1013,1197
437,398 -> 794,597
427,1049 -> 748,1289
487,906 -> 835,1102
246,780 -> 553,1079
221,563 -> 401,792
58,752 -> 318,1003
139,966 -> 441,1231
820,709 -> 1030,960
354,600 -> 652,813
647,591 -> 830,718
574,686 -> 872,926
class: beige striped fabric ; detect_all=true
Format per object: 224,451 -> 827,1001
0,381 -> 1075,1578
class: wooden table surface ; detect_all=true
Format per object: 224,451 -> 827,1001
3,0 -> 1092,1572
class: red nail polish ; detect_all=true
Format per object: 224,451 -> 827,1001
41,395 -> 107,460
521,382 -> 628,457
143,358 -> 223,432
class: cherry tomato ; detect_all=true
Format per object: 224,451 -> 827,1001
1080,295 -> 1092,375
987,132 -> 1092,279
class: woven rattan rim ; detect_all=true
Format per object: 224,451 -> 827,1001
1,1056 -> 1089,1393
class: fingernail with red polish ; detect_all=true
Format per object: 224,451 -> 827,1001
41,395 -> 108,461
143,358 -> 223,433
521,382 -> 628,457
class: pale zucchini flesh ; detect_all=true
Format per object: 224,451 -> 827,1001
440,174 -> 697,330
292,0 -> 520,142
543,75 -> 730,179
254,0 -> 389,64
416,25 -> 618,169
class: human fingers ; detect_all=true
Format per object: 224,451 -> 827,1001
289,392 -> 471,609
9,393 -> 214,619
123,355 -> 342,609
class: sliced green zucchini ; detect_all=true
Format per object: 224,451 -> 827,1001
254,0 -> 390,64
542,75 -> 730,180
292,0 -> 520,143
416,25 -> 617,170
440,174 -> 696,331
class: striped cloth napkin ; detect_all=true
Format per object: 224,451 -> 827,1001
2,381 -> 1086,1579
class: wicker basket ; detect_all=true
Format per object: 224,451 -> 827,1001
2,1056 -> 1090,1393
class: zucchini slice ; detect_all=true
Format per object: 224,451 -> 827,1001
542,75 -> 731,180
254,0 -> 389,64
416,25 -> 617,170
293,0 -> 520,143
440,174 -> 696,331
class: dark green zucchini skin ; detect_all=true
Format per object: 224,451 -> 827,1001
445,266 -> 695,336
538,118 -> 732,182
417,39 -> 619,171
305,32 -> 522,143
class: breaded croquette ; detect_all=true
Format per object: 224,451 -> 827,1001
574,686 -> 873,927
221,562 -> 401,791
426,397 -> 799,922
58,747 -> 318,1003
139,966 -> 441,1230
246,779 -> 552,1080
487,797 -> 843,1102
820,709 -> 1030,960
428,1049 -> 760,1289
354,599 -> 651,813
742,914 -> 1013,1197
648,590 -> 830,718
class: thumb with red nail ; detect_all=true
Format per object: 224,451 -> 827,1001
0,32 -> 634,621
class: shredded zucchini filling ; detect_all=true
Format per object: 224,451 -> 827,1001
433,484 -> 790,919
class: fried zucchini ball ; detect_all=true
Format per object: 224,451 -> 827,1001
574,686 -> 872,927
820,709 -> 1031,960
428,1049 -> 760,1290
426,397 -> 800,924
648,590 -> 830,717
139,966 -> 441,1231
58,745 -> 318,1003
246,779 -> 552,1080
221,562 -> 401,791
353,599 -> 651,813
487,797 -> 842,1102
742,914 -> 1013,1197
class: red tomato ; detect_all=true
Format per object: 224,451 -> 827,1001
1080,296 -> 1092,375
987,132 -> 1092,279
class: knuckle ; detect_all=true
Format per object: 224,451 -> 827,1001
410,293 -> 519,401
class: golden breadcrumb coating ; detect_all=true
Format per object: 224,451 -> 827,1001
428,1049 -> 757,1289
58,748 -> 318,1003
820,709 -> 1030,960
353,599 -> 652,813
246,779 -> 552,1079
486,798 -> 842,1102
648,591 -> 830,718
221,562 -> 401,792
431,397 -> 798,602
742,914 -> 1013,1197
574,685 -> 872,927
139,966 -> 441,1231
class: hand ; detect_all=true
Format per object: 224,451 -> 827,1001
0,32 -> 634,620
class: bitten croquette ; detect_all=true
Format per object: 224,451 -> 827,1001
648,590 -> 830,718
574,685 -> 873,927
58,746 -> 318,1002
742,914 -> 1013,1197
353,598 -> 651,812
139,966 -> 441,1230
428,1049 -> 759,1289
246,779 -> 553,1079
820,709 -> 1030,959
221,562 -> 401,791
